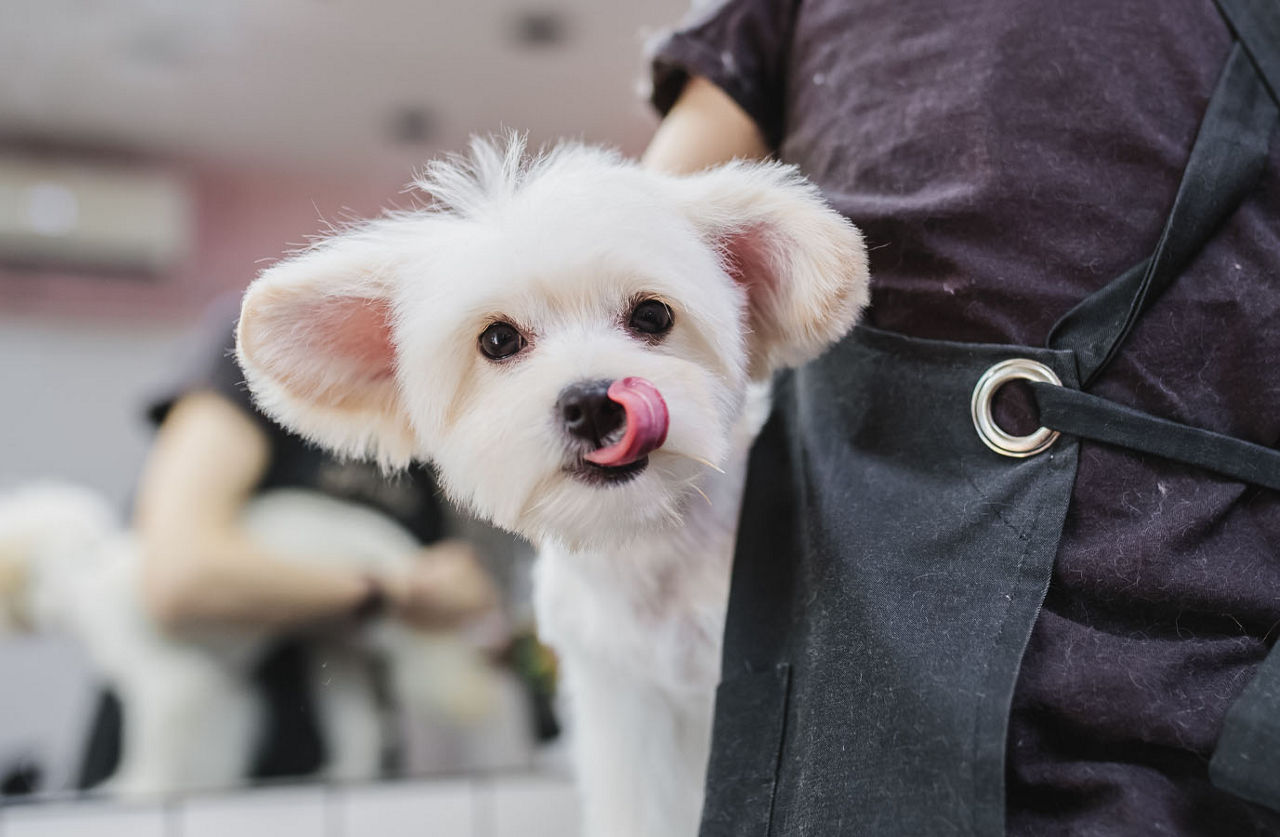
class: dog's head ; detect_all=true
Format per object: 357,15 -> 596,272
0,484 -> 117,632
238,136 -> 867,548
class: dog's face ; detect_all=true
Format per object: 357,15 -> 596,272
238,139 -> 868,549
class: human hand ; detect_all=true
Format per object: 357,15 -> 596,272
381,540 -> 500,629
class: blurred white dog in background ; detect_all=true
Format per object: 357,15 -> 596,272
236,136 -> 868,836
0,483 -> 500,797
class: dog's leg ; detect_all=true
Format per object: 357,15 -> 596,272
108,651 -> 257,796
565,660 -> 711,837
311,644 -> 384,782
379,623 -> 500,724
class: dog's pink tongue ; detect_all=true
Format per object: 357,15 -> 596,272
583,377 -> 669,467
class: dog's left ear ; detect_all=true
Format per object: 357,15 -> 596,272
236,235 -> 417,467
674,161 -> 869,379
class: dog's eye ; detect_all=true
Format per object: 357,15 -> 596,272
628,299 -> 674,337
478,322 -> 525,360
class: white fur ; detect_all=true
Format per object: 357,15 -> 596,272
237,135 -> 869,835
0,484 -> 500,797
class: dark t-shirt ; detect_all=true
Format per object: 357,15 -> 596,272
653,1 -> 1280,832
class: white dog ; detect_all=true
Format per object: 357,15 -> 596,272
236,136 -> 868,836
0,483 -> 498,797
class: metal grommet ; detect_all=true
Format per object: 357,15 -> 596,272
970,358 -> 1062,458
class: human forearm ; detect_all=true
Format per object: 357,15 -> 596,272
141,529 -> 370,632
135,391 -> 372,632
642,76 -> 769,174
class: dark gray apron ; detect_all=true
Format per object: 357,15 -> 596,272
699,3 -> 1280,834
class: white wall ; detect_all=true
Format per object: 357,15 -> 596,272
0,313 -> 191,508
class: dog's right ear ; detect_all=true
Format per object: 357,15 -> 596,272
237,235 -> 417,467
672,160 -> 869,380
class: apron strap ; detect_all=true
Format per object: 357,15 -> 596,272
1216,0 -> 1280,106
1031,382 -> 1280,492
1200,15 -> 1280,809
1210,641 -> 1280,812
1046,43 -> 1278,386
1040,5 -> 1280,812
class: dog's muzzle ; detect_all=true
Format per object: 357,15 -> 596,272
556,377 -> 669,470
557,379 -> 625,448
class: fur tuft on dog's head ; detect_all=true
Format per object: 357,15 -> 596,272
238,135 -> 868,548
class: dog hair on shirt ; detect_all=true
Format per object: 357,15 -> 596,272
237,135 -> 869,836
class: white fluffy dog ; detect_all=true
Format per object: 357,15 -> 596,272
0,483 -> 498,797
236,136 -> 868,836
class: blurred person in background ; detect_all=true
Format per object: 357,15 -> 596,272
78,295 -> 503,788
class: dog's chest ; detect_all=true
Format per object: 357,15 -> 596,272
533,530 -> 733,693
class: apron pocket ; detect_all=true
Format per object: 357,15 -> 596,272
699,663 -> 792,837
1209,645 -> 1280,813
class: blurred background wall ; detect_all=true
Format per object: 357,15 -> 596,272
1,168 -> 405,507
1,0 -> 688,505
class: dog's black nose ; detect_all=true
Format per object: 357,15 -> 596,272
557,380 -> 624,446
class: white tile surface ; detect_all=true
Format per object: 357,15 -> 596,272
337,779 -> 473,837
0,775 -> 583,837
177,785 -> 327,837
481,776 -> 579,837
2,799 -> 167,837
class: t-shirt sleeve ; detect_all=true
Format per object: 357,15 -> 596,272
649,0 -> 799,150
144,293 -> 260,427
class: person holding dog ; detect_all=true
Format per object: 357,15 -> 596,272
644,0 -> 1280,834
78,295 -> 501,787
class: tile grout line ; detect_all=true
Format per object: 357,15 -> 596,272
326,785 -> 342,837
164,793 -> 183,837
471,776 -> 491,837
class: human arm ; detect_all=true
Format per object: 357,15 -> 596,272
641,76 -> 770,174
136,391 -> 496,632
136,390 -> 375,630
